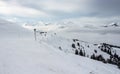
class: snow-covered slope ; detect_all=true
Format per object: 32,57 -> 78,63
0,19 -> 32,38
1,38 -> 120,74
36,30 -> 120,68
32,21 -> 120,68
0,19 -> 120,74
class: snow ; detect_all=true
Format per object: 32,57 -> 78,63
0,19 -> 32,38
0,19 -> 120,74
1,38 -> 120,74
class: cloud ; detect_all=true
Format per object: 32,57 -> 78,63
14,0 -> 120,17
90,0 -> 120,17
40,0 -> 82,13
2,0 -> 92,16
0,0 -> 120,24
0,0 -> 49,18
62,16 -> 120,26
8,0 -> 90,13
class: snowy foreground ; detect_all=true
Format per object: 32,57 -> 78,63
0,19 -> 120,74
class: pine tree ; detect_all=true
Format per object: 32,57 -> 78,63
79,50 -> 84,56
72,44 -> 76,48
75,50 -> 78,55
91,54 -> 95,60
77,43 -> 80,46
83,50 -> 86,57
94,50 -> 97,53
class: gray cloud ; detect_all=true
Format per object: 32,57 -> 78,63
0,0 -> 120,23
11,0 -> 120,17
90,0 -> 120,17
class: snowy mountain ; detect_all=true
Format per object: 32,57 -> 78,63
102,23 -> 120,28
0,19 -> 120,74
35,29 -> 120,69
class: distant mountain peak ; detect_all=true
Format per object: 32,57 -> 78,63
111,23 -> 119,27
103,23 -> 119,27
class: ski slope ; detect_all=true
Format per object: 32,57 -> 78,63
0,19 -> 120,74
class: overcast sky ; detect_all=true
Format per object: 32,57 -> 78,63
0,0 -> 120,25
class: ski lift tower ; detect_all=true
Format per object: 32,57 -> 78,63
34,28 -> 37,40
